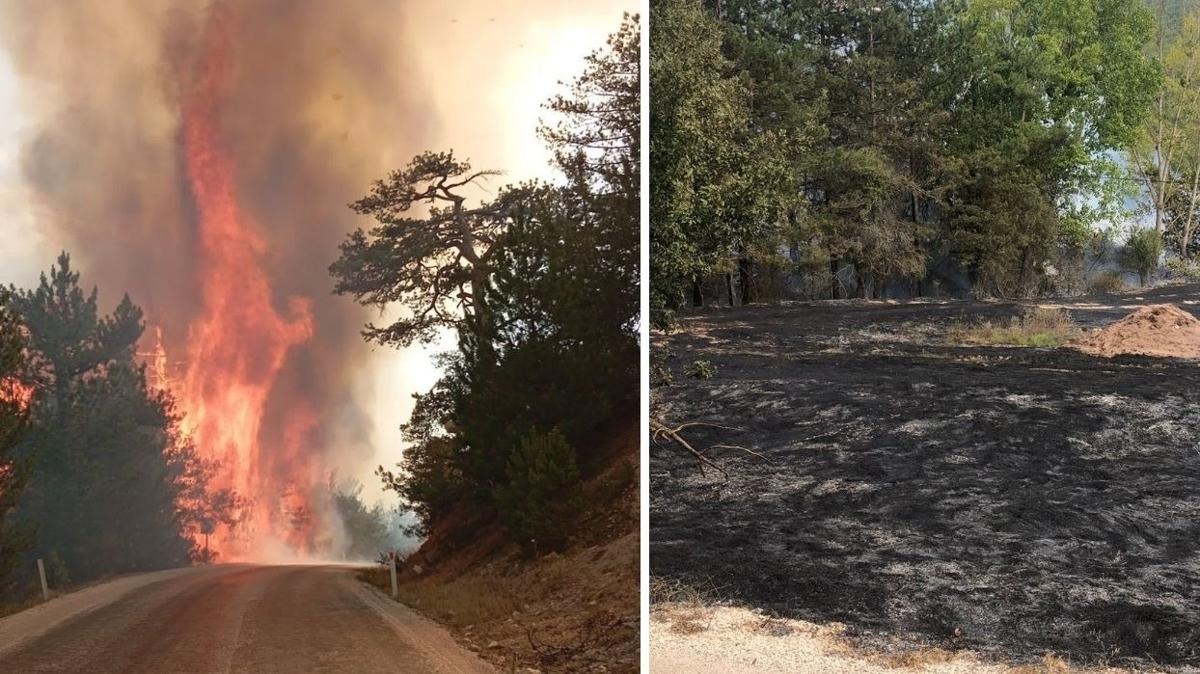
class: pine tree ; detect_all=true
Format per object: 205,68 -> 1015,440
10,254 -> 194,580
0,290 -> 33,597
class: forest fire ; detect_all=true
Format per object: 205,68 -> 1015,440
176,6 -> 321,559
0,0 -> 584,567
0,377 -> 33,412
0,0 -> 443,564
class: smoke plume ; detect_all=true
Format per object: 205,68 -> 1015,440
0,0 -> 433,559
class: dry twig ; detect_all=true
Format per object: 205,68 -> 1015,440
652,417 -> 766,477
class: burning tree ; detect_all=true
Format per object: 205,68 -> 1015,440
0,290 -> 32,596
176,4 -> 317,559
171,438 -> 245,563
6,254 -> 238,579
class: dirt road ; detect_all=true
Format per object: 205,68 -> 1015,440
0,564 -> 494,673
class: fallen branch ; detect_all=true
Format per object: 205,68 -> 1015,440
652,417 -> 770,476
710,444 -> 770,462
795,423 -> 862,445
672,421 -> 745,434
651,417 -> 728,478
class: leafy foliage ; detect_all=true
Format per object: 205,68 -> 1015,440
330,480 -> 391,561
651,0 -> 1163,311
684,360 -> 716,380
376,383 -> 465,538
494,428 -> 583,553
541,12 -> 641,204
1121,227 -> 1164,285
649,0 -> 796,322
330,151 -> 507,348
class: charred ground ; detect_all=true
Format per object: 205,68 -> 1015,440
650,283 -> 1200,669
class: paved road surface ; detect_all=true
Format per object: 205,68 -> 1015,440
0,564 -> 493,673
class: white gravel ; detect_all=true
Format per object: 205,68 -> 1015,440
651,605 -> 1152,673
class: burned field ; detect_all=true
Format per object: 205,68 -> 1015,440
650,284 -> 1200,669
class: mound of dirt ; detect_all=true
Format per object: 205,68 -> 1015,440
1075,303 -> 1200,358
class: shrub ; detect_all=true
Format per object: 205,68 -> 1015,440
1165,257 -> 1200,280
1087,271 -> 1126,295
947,306 -> 1078,347
1119,227 -> 1162,287
685,359 -> 716,380
650,349 -> 674,387
46,550 -> 70,587
495,427 -> 583,554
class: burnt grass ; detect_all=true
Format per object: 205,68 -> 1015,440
650,283 -> 1200,669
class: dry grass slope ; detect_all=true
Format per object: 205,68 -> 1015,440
362,420 -> 639,674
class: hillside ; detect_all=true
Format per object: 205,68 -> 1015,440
362,417 -> 639,673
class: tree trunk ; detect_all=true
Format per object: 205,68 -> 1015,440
1181,136 -> 1200,259
738,255 -> 753,305
469,269 -> 495,365
1015,247 -> 1031,298
830,258 -> 841,299
1155,0 -> 1167,235
725,273 -> 735,307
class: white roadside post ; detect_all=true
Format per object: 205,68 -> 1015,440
389,550 -> 398,598
36,558 -> 49,601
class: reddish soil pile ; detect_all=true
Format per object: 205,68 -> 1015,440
1075,303 -> 1200,358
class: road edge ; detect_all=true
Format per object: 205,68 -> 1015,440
0,564 -> 226,657
349,573 -> 496,674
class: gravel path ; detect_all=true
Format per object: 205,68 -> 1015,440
651,606 -> 1142,673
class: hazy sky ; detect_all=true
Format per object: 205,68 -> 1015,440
0,1 -> 636,506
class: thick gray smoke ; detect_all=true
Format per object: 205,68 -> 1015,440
0,0 -> 436,554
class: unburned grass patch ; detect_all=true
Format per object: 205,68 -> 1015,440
1009,653 -> 1076,673
650,576 -> 722,635
947,306 -> 1079,347
649,576 -> 718,608
1088,271 -> 1127,295
664,608 -> 713,635
743,614 -> 796,638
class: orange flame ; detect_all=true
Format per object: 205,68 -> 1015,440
0,377 -> 33,412
179,5 -> 319,560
